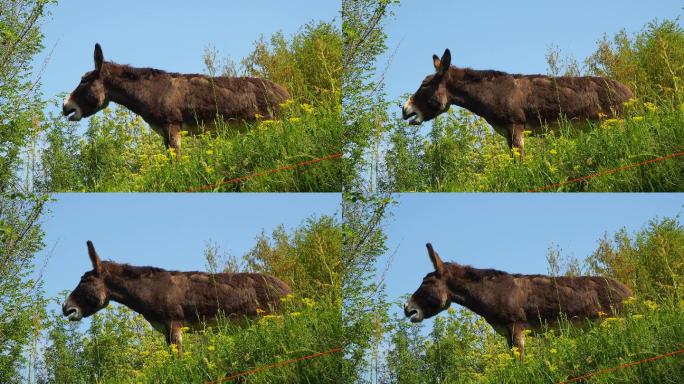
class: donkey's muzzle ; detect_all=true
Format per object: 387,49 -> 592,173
402,106 -> 416,120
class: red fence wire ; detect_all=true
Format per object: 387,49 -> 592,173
186,152 -> 342,192
205,346 -> 342,383
558,347 -> 684,383
528,151 -> 684,192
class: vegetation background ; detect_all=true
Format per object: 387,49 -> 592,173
382,19 -> 684,192
380,215 -> 684,384
341,0 -> 684,383
357,0 -> 684,192
14,1 -> 343,192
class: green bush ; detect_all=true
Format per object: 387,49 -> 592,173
384,301 -> 684,384
383,100 -> 684,192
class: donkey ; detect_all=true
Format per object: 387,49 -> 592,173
63,44 -> 291,157
404,243 -> 632,359
402,49 -> 633,157
62,241 -> 291,354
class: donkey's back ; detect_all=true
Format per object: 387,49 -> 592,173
520,75 -> 633,125
516,274 -> 632,325
177,271 -> 292,319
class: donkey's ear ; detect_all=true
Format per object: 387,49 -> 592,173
437,49 -> 451,76
94,43 -> 104,72
433,54 -> 441,72
426,243 -> 444,275
87,240 -> 103,276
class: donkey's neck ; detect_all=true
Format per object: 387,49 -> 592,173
446,67 -> 503,119
103,263 -> 157,317
444,267 -> 496,317
103,64 -> 164,121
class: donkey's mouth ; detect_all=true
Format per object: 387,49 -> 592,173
402,110 -> 423,125
64,109 -> 82,121
64,307 -> 81,321
406,309 -> 423,323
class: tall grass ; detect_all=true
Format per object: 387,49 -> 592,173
383,100 -> 684,192
40,296 -> 341,384
384,300 -> 684,384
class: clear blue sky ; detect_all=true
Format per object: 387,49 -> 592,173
34,0 -> 339,126
381,193 -> 683,324
37,193 -> 340,322
381,0 -> 683,117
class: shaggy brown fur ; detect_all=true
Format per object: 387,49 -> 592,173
62,241 -> 291,354
402,49 -> 633,157
404,243 -> 632,359
63,44 -> 291,157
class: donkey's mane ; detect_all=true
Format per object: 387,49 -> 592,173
102,261 -> 210,279
458,67 -> 547,82
446,262 -> 548,280
107,61 -> 205,81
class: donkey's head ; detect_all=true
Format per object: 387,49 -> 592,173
402,49 -> 453,125
62,44 -> 109,121
62,241 -> 109,321
404,243 -> 454,323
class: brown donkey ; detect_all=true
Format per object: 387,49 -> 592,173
404,243 -> 631,359
402,49 -> 633,157
63,44 -> 291,157
62,241 -> 291,353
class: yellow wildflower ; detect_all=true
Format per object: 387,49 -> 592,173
549,165 -> 558,174
254,113 -> 264,119
623,98 -> 637,108
447,307 -> 456,314
204,165 -> 214,174
550,348 -> 557,354
281,293 -> 295,302
183,351 -> 191,357
631,116 -> 644,122
256,308 -> 266,315
643,102 -> 658,113
207,345 -> 215,351
523,130 -> 532,136
279,99 -> 294,108
290,312 -> 302,317
206,149 -> 214,156
511,346 -> 521,359
601,317 -> 623,327
598,111 -> 608,119
601,118 -> 622,129
170,344 -> 178,354
180,326 -> 190,333
631,314 -> 643,320
644,300 -> 658,311
512,147 -> 520,157
597,311 -> 607,317
288,117 -> 301,123
623,296 -> 637,305
301,103 -> 314,114
207,361 -> 215,369
180,130 -> 189,136
302,297 -> 315,308
549,148 -> 557,155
